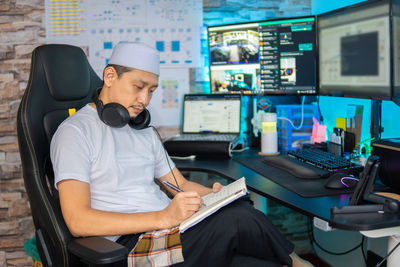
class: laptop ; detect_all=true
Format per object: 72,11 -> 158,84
170,94 -> 241,145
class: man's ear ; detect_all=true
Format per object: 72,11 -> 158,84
103,66 -> 118,87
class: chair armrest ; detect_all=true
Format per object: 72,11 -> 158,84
68,237 -> 128,265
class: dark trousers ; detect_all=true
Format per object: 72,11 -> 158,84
116,200 -> 294,267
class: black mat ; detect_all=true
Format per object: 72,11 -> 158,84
234,156 -> 356,198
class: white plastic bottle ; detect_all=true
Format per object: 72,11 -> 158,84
261,113 -> 278,154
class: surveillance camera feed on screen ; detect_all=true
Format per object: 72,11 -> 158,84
208,16 -> 317,95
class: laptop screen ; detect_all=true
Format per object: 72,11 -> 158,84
182,94 -> 241,134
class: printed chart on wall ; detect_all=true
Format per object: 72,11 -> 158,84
147,68 -> 189,127
45,0 -> 202,126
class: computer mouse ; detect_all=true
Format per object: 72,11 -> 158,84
324,173 -> 359,189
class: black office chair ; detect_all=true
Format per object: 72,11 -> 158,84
17,44 -> 128,266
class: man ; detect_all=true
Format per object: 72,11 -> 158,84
51,42 -> 312,267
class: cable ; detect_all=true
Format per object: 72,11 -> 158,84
309,218 -> 365,256
375,239 -> 400,267
170,155 -> 196,160
317,95 -> 324,123
231,146 -> 250,153
277,96 -> 305,130
361,235 -> 367,265
307,217 -> 314,249
313,234 -> 364,256
151,126 -> 180,189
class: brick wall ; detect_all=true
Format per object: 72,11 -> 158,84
0,0 -> 311,266
0,0 -> 45,266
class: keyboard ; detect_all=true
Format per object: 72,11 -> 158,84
287,148 -> 355,171
262,149 -> 363,179
172,134 -> 238,143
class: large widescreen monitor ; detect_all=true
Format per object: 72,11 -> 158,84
208,16 -> 317,96
318,0 -> 395,101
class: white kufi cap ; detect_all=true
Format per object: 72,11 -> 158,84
108,42 -> 160,75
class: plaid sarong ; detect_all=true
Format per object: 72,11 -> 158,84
127,227 -> 184,267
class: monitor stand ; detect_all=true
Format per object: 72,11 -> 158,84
371,99 -> 383,139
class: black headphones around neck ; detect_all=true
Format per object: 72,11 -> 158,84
92,88 -> 151,130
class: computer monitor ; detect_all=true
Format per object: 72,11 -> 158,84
318,0 -> 395,101
208,16 -> 317,96
392,0 -> 400,106
182,94 -> 241,134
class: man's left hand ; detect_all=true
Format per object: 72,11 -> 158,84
212,182 -> 223,193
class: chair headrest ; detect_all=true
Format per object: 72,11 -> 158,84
39,44 -> 94,101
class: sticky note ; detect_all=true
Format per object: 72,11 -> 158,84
262,122 -> 276,132
336,117 -> 346,131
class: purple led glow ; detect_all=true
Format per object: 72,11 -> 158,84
340,177 -> 359,187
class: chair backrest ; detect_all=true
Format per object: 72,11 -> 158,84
17,44 -> 103,267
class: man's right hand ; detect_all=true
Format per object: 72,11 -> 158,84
161,191 -> 203,228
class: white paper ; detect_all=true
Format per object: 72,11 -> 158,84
147,68 -> 189,127
45,0 -> 203,76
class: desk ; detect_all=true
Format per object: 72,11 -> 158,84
175,149 -> 400,266
174,149 -> 400,231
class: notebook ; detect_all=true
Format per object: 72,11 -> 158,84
179,177 -> 248,233
171,94 -> 241,144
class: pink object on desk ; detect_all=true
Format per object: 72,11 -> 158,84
310,117 -> 327,143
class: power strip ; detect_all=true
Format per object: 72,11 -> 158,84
313,217 -> 334,231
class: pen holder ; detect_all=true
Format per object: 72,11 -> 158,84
260,113 -> 278,155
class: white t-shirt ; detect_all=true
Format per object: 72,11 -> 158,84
50,104 -> 174,240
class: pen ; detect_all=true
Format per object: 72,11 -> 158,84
162,180 -> 183,192
162,180 -> 206,207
